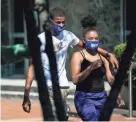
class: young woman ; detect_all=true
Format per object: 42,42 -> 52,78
71,15 -> 124,121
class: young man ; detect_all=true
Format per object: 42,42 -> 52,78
21,7 -> 118,118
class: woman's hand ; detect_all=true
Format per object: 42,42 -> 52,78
90,59 -> 102,71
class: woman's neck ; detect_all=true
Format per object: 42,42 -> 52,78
86,49 -> 97,56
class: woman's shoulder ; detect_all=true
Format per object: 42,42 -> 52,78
73,49 -> 84,55
72,50 -> 84,59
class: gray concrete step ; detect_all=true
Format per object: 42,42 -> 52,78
1,79 -> 111,101
0,79 -> 75,102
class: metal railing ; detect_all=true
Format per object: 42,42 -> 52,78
128,62 -> 136,117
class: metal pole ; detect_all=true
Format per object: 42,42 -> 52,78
129,62 -> 136,117
120,0 -> 124,43
120,0 -> 126,43
123,0 -> 127,42
128,63 -> 133,117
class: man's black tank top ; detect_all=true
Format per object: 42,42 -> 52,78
76,51 -> 105,93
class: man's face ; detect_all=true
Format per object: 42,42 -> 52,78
52,16 -> 65,27
50,16 -> 66,36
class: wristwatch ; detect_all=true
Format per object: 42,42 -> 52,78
106,52 -> 110,58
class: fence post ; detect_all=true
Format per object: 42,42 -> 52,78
128,62 -> 136,117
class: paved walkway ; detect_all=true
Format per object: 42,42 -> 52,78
1,98 -> 136,121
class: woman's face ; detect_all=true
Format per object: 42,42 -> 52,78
84,30 -> 99,52
85,30 -> 99,42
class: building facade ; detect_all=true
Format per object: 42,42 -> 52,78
1,0 -> 123,79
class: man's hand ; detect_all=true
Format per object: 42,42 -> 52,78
109,53 -> 119,70
22,96 -> 31,113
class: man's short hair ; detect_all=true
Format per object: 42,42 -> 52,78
50,7 -> 66,19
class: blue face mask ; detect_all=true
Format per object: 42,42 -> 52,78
50,19 -> 65,35
85,40 -> 99,52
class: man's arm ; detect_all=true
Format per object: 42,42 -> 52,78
24,63 -> 34,97
22,61 -> 34,113
97,47 -> 119,70
76,40 -> 85,47
76,40 -> 119,70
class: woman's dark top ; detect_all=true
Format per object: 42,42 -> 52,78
76,51 -> 106,93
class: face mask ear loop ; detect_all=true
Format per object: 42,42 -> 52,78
82,38 -> 86,48
82,38 -> 85,43
49,18 -> 53,23
49,18 -> 57,26
82,28 -> 86,43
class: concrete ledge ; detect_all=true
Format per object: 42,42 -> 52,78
1,79 -> 111,91
1,79 -> 111,101
1,79 -> 37,86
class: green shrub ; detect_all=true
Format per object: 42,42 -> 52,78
114,43 -> 136,62
114,42 -> 136,83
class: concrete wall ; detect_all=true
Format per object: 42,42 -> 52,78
49,0 -> 120,46
1,0 -> 121,79
1,0 -> 12,77
1,0 -> 9,45
47,0 -> 120,80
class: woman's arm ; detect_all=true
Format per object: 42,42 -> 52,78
101,56 -> 114,85
71,52 -> 102,85
101,56 -> 125,107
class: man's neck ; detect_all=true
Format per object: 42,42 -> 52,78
52,31 -> 59,37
